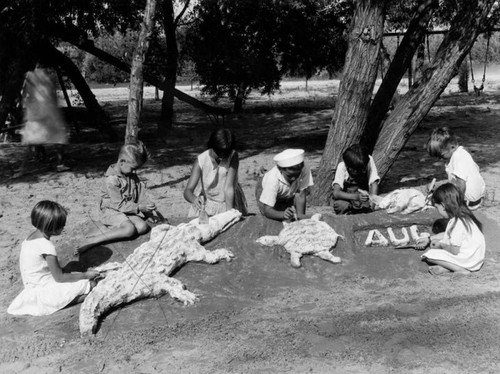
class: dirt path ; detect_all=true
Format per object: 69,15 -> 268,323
1,81 -> 500,373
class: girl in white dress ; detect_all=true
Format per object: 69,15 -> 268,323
420,183 -> 485,275
7,201 -> 100,316
184,128 -> 248,217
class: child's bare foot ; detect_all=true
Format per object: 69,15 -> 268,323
74,243 -> 96,256
452,269 -> 471,275
428,265 -> 451,275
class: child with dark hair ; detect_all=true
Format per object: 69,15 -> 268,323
75,141 -> 157,255
427,127 -> 485,210
8,201 -> 100,316
332,144 -> 380,214
184,128 -> 247,217
421,183 -> 485,275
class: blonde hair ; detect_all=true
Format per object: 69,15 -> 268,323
427,127 -> 459,158
31,200 -> 67,235
118,140 -> 149,166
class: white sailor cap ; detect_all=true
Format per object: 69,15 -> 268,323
273,149 -> 305,167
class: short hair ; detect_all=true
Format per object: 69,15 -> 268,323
207,128 -> 235,157
31,200 -> 67,235
118,140 -> 149,166
343,144 -> 369,171
427,127 -> 459,157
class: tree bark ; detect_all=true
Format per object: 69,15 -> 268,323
458,59 -> 469,92
42,42 -> 117,141
53,23 -> 230,117
373,0 -> 496,179
126,0 -> 157,144
0,59 -> 27,129
310,0 -> 386,205
233,83 -> 247,113
414,42 -> 426,83
159,0 -> 178,136
363,0 -> 438,152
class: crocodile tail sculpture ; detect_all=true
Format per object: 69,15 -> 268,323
79,209 -> 242,336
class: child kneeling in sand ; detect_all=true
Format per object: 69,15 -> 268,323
427,127 -> 485,210
8,201 -> 100,316
420,183 -> 485,275
332,144 -> 380,215
76,141 -> 157,255
256,149 -> 313,221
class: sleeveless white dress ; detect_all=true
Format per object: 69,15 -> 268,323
7,238 -> 90,316
188,149 -> 248,217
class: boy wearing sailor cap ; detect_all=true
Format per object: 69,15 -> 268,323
256,149 -> 314,221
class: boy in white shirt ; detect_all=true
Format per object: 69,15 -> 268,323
427,127 -> 485,210
332,144 -> 380,215
257,149 -> 313,221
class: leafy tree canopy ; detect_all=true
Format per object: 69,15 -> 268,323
184,0 -> 351,105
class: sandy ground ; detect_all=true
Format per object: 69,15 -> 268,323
1,78 -> 500,373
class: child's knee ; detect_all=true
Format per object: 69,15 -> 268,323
135,219 -> 150,235
120,221 -> 139,237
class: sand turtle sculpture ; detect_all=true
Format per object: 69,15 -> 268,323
256,214 -> 342,268
79,209 -> 242,336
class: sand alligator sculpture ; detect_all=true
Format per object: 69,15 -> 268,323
79,209 -> 242,336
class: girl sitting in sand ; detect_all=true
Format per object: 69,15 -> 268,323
184,128 -> 247,217
420,183 -> 485,275
7,201 -> 100,316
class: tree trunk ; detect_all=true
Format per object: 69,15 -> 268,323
458,59 -> 469,92
233,83 -> 247,113
42,43 -> 116,141
373,0 -> 495,179
159,0 -> 178,136
126,0 -> 157,144
0,59 -> 27,129
53,23 -> 230,116
310,0 -> 386,205
414,42 -> 426,83
363,0 -> 438,152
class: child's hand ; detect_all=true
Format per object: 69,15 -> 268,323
283,206 -> 297,221
358,192 -> 369,202
193,195 -> 206,210
139,203 -> 156,212
85,270 -> 101,280
415,237 -> 430,251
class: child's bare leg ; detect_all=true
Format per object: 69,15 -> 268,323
428,266 -> 452,275
56,144 -> 70,171
333,200 -> 351,215
128,215 -> 150,235
428,259 -> 470,275
75,220 -> 139,255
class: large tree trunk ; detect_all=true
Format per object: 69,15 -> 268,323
0,58 -> 27,129
373,0 -> 496,179
363,0 -> 438,152
310,0 -> 386,205
42,42 -> 117,141
458,59 -> 469,92
414,42 -> 425,82
233,83 -> 247,113
126,0 -> 157,144
159,0 -> 178,136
